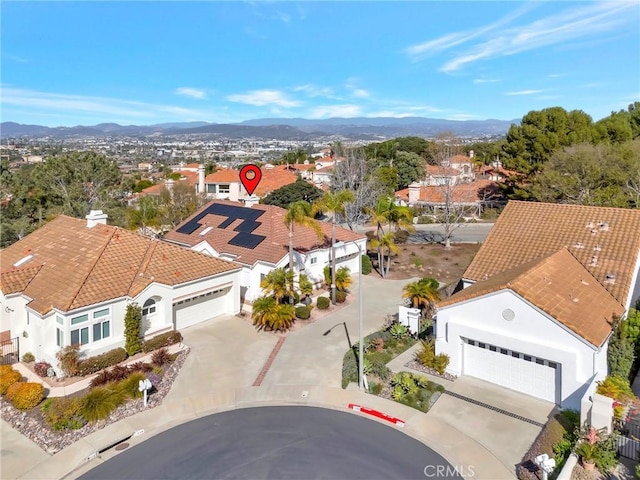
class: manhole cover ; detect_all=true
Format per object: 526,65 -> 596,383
114,443 -> 130,451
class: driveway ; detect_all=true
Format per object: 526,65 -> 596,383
429,376 -> 555,473
260,275 -> 413,387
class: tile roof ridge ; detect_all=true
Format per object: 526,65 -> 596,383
65,225 -> 118,311
130,237 -> 158,290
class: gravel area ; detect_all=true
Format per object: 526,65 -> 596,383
404,359 -> 457,381
0,347 -> 190,454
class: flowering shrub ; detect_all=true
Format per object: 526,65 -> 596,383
34,361 -> 52,377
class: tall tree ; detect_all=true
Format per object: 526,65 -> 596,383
260,268 -> 294,304
402,278 -> 440,317
261,179 -> 323,209
313,190 -> 355,303
284,200 -> 322,301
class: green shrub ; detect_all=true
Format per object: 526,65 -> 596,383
151,347 -> 172,366
393,230 -> 409,244
124,303 -> 143,356
81,386 -> 124,422
389,323 -> 408,340
361,255 -> 372,275
335,291 -> 347,303
77,348 -> 128,376
433,354 -> 450,375
370,382 -> 384,395
317,296 -> 330,310
115,372 -> 145,400
7,382 -> 44,410
341,350 -> 359,389
415,339 -> 450,374
417,216 -> 433,224
43,397 -> 86,431
56,344 -> 81,377
142,330 -> 183,353
21,352 -> 35,363
596,375 -> 634,402
295,305 -> 312,320
34,361 -> 52,377
0,368 -> 23,395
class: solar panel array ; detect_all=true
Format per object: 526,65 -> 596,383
176,203 -> 267,249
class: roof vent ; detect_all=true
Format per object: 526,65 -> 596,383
199,226 -> 213,236
586,221 -> 595,229
599,222 -> 609,231
13,254 -> 34,268
574,242 -> 585,249
593,244 -> 601,252
605,273 -> 616,284
589,255 -> 598,267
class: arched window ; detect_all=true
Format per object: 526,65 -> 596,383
142,298 -> 157,316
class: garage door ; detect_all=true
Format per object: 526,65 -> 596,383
463,339 -> 559,404
173,288 -> 229,330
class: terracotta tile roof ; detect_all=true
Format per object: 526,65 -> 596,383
464,201 -> 640,306
395,180 -> 499,205
164,199 -> 366,267
0,216 -> 240,315
141,183 -> 167,195
204,167 -> 299,197
449,155 -> 471,163
439,249 -> 624,346
425,165 -> 460,177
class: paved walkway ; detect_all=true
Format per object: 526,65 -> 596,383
1,275 -> 541,480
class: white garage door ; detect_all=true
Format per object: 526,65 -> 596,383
463,339 -> 559,404
173,288 -> 229,330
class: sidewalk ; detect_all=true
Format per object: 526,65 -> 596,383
1,275 -> 515,480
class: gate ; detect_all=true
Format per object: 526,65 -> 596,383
1,336 -> 19,365
615,420 -> 640,460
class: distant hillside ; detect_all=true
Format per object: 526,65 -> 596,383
1,116 -> 516,140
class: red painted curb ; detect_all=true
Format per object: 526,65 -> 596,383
348,403 -> 405,427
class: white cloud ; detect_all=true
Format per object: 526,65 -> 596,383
174,87 -> 207,99
309,104 -> 362,118
505,89 -> 547,96
438,1 -> 637,72
1,87 -> 215,123
473,78 -> 500,84
405,3 -> 534,60
548,73 -> 567,78
293,84 -> 335,98
445,113 -> 479,121
226,89 -> 302,107
352,88 -> 370,98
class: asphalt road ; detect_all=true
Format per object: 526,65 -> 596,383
80,406 -> 461,480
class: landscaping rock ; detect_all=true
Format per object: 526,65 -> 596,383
0,347 -> 190,454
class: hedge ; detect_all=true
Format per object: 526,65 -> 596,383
6,382 -> 45,410
77,348 -> 128,376
142,330 -> 183,353
295,305 -> 312,320
317,296 -> 330,310
0,367 -> 23,395
361,255 -> 372,275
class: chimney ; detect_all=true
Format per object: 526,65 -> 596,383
230,182 -> 240,202
86,210 -> 108,228
244,194 -> 259,208
197,164 -> 205,194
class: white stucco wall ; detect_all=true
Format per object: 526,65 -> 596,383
435,289 -> 607,409
627,253 -> 640,311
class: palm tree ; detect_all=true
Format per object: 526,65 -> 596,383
334,266 -> 352,291
260,268 -> 293,304
284,200 -> 322,302
402,278 -> 440,316
313,190 -> 355,303
370,231 -> 398,278
251,296 -> 295,332
298,273 -> 313,303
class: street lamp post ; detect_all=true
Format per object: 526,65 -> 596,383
356,242 -> 364,391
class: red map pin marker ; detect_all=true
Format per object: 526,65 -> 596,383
239,164 -> 262,196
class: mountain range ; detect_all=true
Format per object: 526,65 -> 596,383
0,117 -> 517,140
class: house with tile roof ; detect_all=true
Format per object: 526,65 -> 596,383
164,200 -> 367,303
203,166 -> 298,201
395,179 -> 501,214
435,201 -> 640,409
0,211 -> 241,372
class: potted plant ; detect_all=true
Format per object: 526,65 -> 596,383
575,442 -> 598,471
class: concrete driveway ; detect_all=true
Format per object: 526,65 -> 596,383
429,376 -> 555,473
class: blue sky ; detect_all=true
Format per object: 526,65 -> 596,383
1,1 -> 638,127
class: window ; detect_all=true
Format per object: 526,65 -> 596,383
511,351 -> 519,358
489,345 -> 497,352
142,299 -> 157,316
548,362 -> 558,369
468,340 -> 476,346
71,326 -> 89,346
56,328 -> 64,347
310,257 -> 317,265
56,315 -> 64,325
524,355 -> 532,362
478,342 -> 486,349
218,184 -> 230,194
92,309 -> 111,341
535,358 -> 544,365
71,314 -> 88,325
500,348 -> 508,355
206,184 -> 216,194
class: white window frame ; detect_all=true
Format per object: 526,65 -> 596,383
92,308 -> 111,342
142,299 -> 157,317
